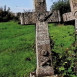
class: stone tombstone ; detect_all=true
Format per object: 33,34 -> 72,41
19,0 -> 61,77
63,0 -> 77,22
20,13 -> 24,25
35,0 -> 54,76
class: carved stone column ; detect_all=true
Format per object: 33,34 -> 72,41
36,21 -> 54,77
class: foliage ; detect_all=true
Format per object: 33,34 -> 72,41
51,0 -> 70,21
0,5 -> 18,22
49,24 -> 76,77
0,21 -> 36,77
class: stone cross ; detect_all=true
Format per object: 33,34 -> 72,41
63,0 -> 77,74
63,0 -> 77,41
20,0 -> 61,77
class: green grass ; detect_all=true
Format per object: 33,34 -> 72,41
0,21 -> 36,77
49,24 -> 76,77
49,24 -> 75,54
0,21 -> 75,77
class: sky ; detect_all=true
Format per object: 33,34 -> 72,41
0,0 -> 58,13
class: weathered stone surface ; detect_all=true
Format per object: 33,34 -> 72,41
62,11 -> 77,22
63,12 -> 75,22
34,0 -> 46,13
19,0 -> 61,25
20,0 -> 55,76
31,0 -> 54,76
75,19 -> 77,42
75,19 -> 77,34
30,72 -> 36,77
20,10 -> 61,25
19,12 -> 36,24
70,0 -> 77,12
36,21 -> 54,77
47,11 -> 61,23
20,13 -> 25,25
30,74 -> 59,77
63,0 -> 77,22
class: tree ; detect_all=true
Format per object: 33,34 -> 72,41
0,5 -> 18,22
51,0 -> 71,22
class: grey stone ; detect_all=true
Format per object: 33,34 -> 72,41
63,12 -> 74,22
70,0 -> 77,12
63,0 -> 77,22
19,0 -> 61,25
20,13 -> 24,25
30,0 -> 55,76
36,21 -> 54,77
75,19 -> 77,34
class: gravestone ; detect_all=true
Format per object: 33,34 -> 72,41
63,0 -> 77,35
63,0 -> 77,75
20,13 -> 24,25
20,0 -> 61,77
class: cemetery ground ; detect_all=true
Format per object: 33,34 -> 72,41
0,21 -> 76,77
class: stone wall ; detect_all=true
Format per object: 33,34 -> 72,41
19,12 -> 36,25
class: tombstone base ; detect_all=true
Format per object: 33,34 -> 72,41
30,72 -> 56,77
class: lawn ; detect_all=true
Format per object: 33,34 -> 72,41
49,23 -> 75,54
0,21 -> 36,77
0,21 -> 75,77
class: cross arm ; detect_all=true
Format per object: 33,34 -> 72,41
62,11 -> 77,22
46,10 -> 61,23
20,12 -> 37,25
63,12 -> 75,22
